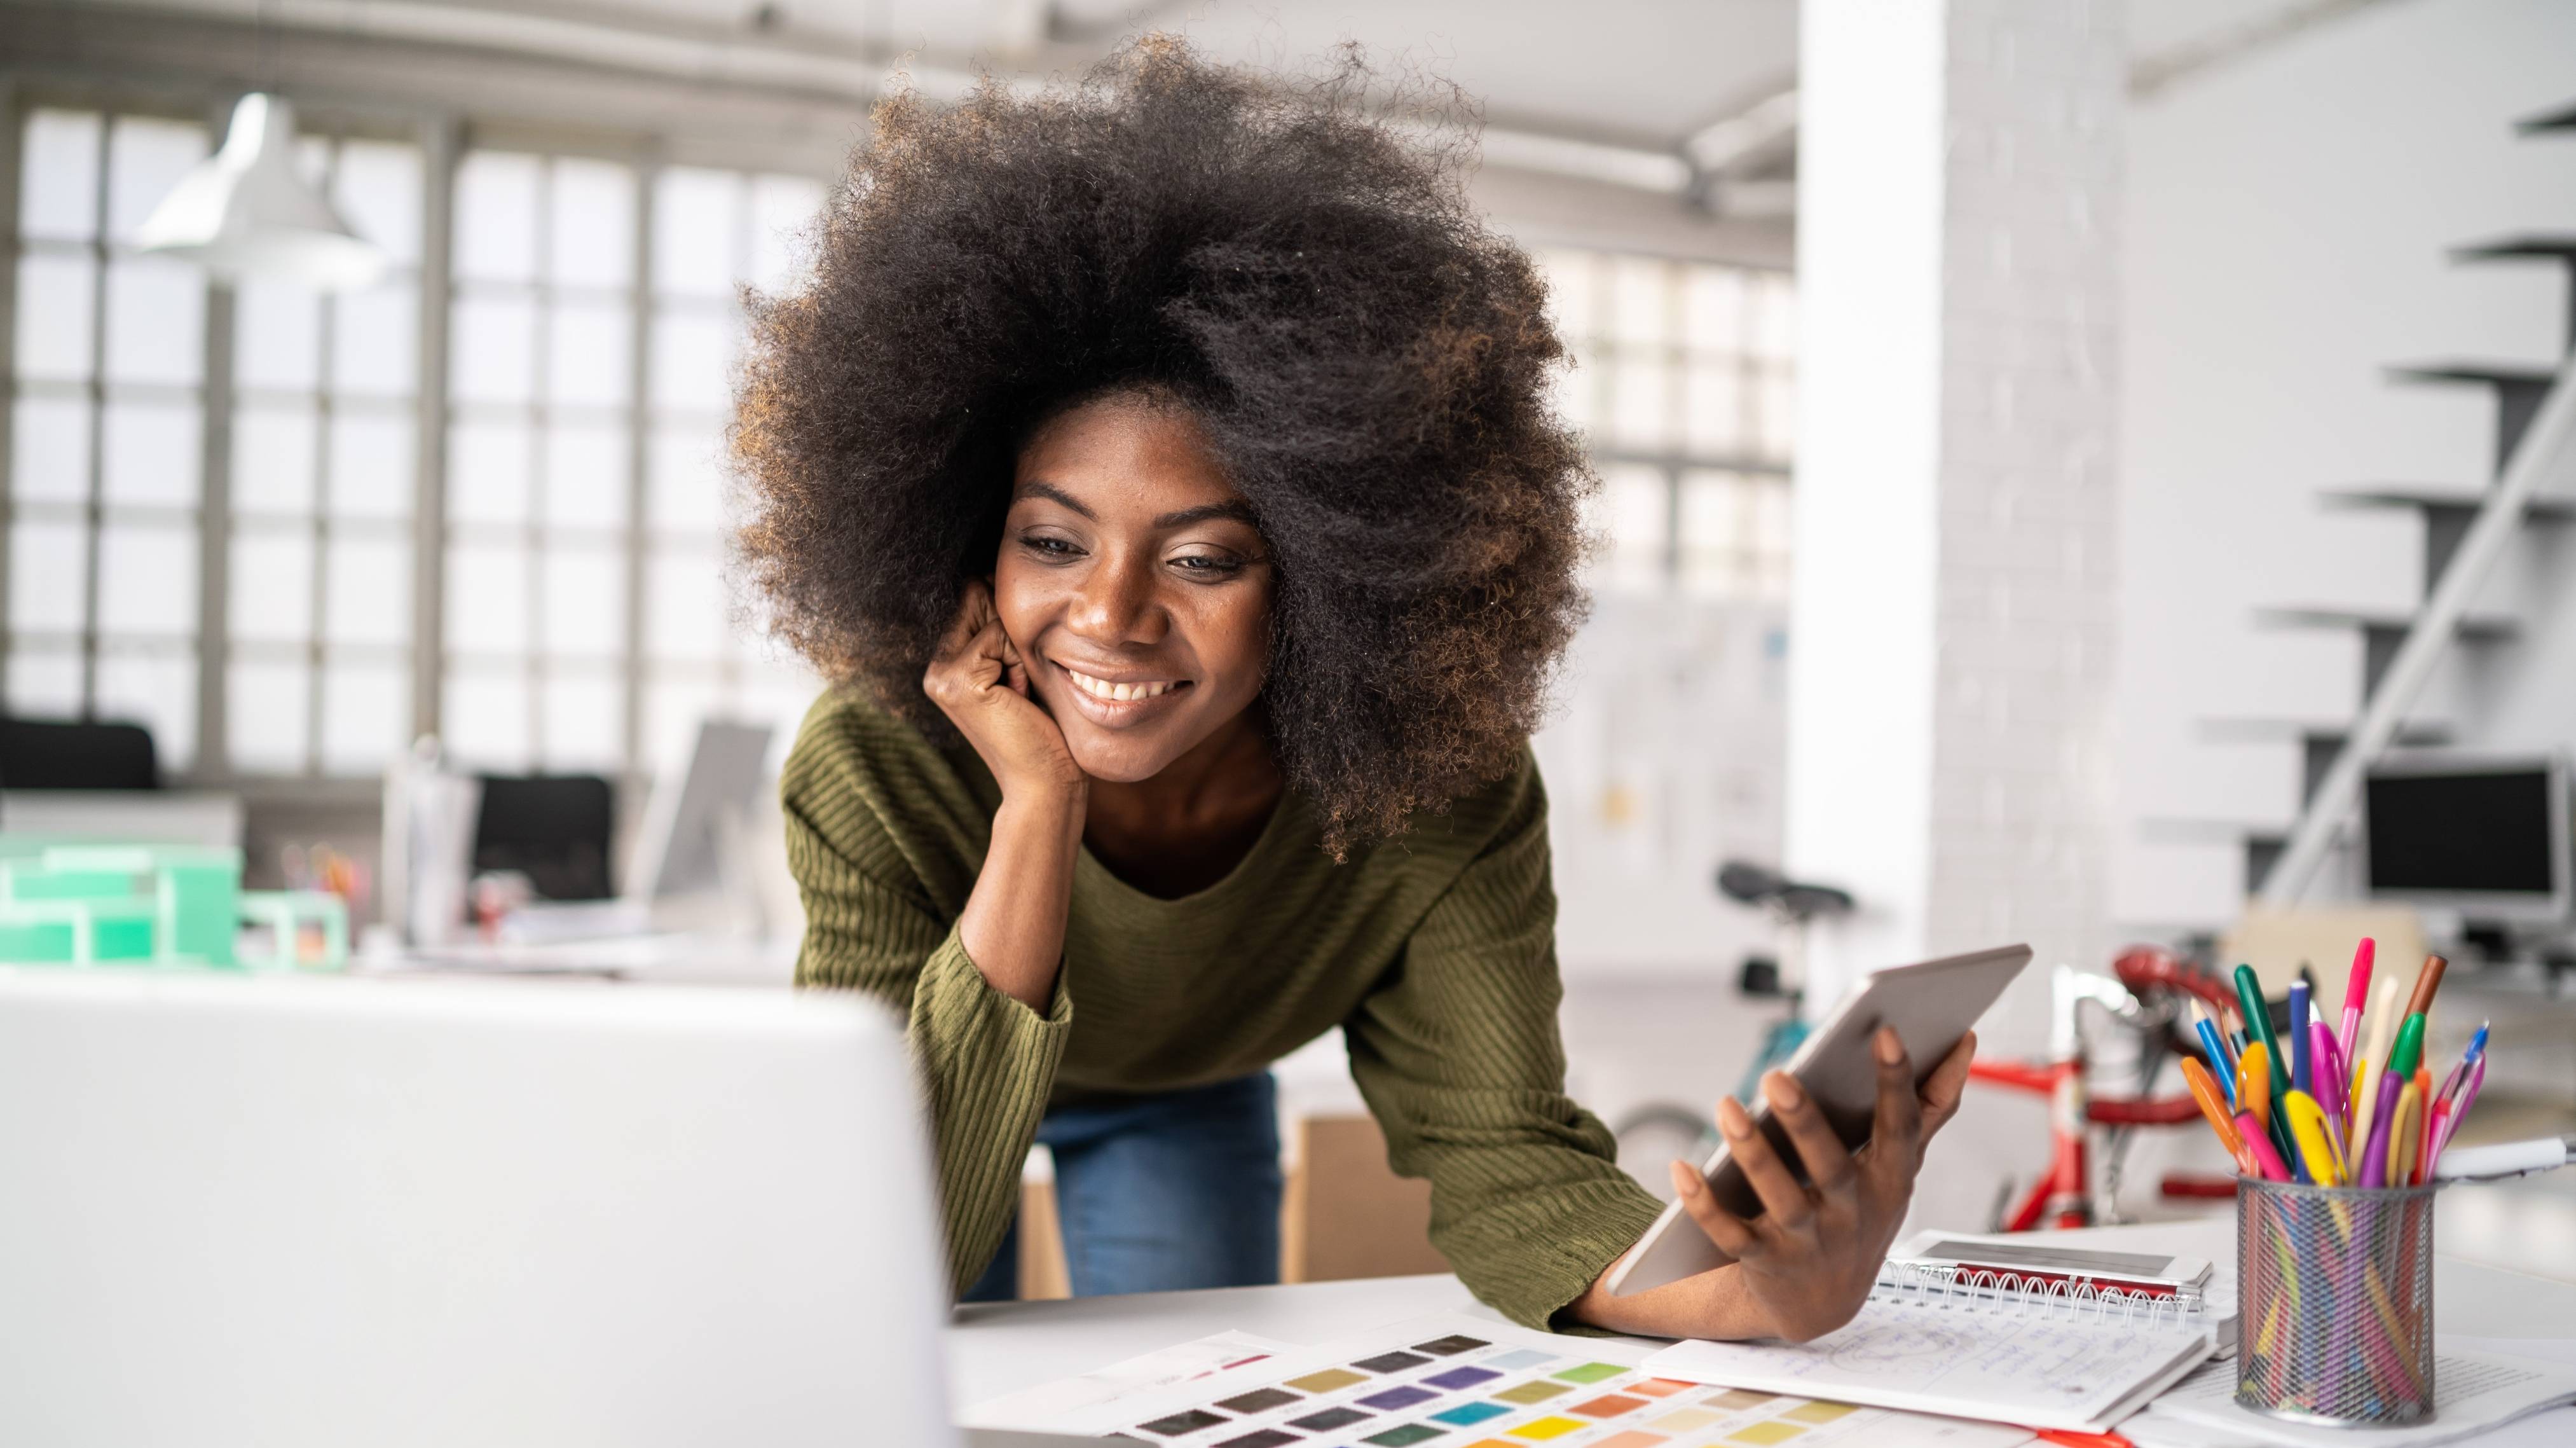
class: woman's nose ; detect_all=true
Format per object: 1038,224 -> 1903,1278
1065,554 -> 1163,644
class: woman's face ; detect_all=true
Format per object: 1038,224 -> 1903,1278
993,394 -> 1274,784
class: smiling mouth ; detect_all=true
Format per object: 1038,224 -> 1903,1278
1056,662 -> 1192,705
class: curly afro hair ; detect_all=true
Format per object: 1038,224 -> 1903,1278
734,36 -> 1594,852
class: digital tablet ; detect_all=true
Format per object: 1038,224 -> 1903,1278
1603,943 -> 2031,1298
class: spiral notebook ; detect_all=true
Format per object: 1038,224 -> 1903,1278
1640,1257 -> 2221,1433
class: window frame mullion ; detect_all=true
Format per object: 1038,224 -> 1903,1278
191,92 -> 240,784
0,80 -> 22,709
410,112 -> 457,752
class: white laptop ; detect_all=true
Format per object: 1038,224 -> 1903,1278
0,967 -> 1081,1447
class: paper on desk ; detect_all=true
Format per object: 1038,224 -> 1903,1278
970,1309 -> 2040,1447
957,1328 -> 1299,1430
2128,1340 -> 2576,1448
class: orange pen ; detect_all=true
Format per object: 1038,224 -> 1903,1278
2237,1041 -> 2273,1133
2181,1057 -> 2257,1175
2413,1066 -> 2435,1185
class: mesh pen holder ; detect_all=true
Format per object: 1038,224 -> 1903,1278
2237,1175 -> 2437,1426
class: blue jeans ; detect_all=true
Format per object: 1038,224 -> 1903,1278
963,1071 -> 1283,1300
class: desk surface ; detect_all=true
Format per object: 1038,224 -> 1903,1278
942,1217 -> 2576,1411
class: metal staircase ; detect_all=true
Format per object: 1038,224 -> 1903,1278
2219,102 -> 2576,902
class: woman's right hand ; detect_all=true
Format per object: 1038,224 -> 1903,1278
923,581 -> 1085,804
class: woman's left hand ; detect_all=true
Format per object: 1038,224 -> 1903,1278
1665,1026 -> 1977,1342
1568,1026 -> 1976,1343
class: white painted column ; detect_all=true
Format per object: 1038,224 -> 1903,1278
1786,0 -> 2124,1051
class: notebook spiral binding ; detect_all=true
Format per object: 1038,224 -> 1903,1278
1871,1262 -> 2204,1328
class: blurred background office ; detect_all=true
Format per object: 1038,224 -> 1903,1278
3,0 -> 2573,1290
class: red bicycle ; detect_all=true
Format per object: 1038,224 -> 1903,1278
1969,946 -> 2241,1231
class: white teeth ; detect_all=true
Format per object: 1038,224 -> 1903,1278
1064,666 -> 1175,703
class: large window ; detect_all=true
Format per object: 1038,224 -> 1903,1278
229,133 -> 423,776
441,149 -> 825,778
9,107 -> 211,767
4,95 -> 1788,797
1537,249 -> 1795,600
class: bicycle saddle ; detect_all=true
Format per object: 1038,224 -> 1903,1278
1715,860 -> 1855,920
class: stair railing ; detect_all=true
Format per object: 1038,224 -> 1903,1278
2261,359 -> 2576,904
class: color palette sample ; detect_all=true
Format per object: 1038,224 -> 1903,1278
1097,1313 -> 2036,1448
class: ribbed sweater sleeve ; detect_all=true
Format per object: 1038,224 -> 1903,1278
1343,753 -> 1665,1332
780,704 -> 1072,1299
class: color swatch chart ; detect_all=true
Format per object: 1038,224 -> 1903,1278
1018,1312 -> 2034,1448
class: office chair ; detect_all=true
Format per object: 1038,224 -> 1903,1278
0,718 -> 160,790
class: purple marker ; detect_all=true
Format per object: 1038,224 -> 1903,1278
2359,1069 -> 2406,1188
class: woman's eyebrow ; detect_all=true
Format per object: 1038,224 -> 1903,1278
1011,480 -> 1095,518
1153,500 -> 1259,530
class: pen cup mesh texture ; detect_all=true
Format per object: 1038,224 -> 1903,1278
2235,1175 -> 2437,1425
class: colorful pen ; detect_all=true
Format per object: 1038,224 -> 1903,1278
2284,1090 -> 2345,1187
2436,1055 -> 2488,1168
2196,1017 -> 2237,1107
2234,964 -> 2289,1101
2182,1057 -> 2257,1176
2338,936 -> 2374,1074
2390,1082 -> 2423,1188
2360,1069 -> 2404,1187
2352,975 -> 2402,1157
2237,1112 -> 2291,1182
2406,953 -> 2449,1021
2288,979 -> 2312,1096
2414,1066 -> 2436,1183
2237,1042 -> 2273,1134
2388,1013 -> 2428,1084
2310,1021 -> 2347,1140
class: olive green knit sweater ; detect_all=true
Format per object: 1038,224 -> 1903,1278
781,691 -> 1664,1330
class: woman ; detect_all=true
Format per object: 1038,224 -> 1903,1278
736,39 -> 1972,1339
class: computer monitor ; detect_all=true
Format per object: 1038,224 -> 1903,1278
627,719 -> 774,903
0,968 -> 960,1447
472,773 -> 617,900
2364,754 -> 2572,921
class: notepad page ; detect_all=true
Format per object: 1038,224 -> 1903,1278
1641,1297 -> 2217,1433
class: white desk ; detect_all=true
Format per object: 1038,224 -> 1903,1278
943,1218 -> 2576,1411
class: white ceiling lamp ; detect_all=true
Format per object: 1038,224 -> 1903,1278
135,92 -> 387,291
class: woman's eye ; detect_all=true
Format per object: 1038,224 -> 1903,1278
1018,534 -> 1081,559
1171,553 -> 1243,577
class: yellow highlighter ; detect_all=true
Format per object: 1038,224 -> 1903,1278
2284,1089 -> 2345,1187
2238,1042 -> 2273,1134
2389,1082 -> 2424,1188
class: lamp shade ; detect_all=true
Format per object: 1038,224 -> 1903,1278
135,93 -> 388,291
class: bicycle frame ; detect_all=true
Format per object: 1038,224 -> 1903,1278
1968,952 -> 2233,1231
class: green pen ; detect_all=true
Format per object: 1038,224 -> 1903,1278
2234,963 -> 2291,1101
2387,1013 -> 2427,1083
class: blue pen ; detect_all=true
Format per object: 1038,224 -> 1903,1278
2288,979 -> 2312,1096
2195,1017 -> 2237,1108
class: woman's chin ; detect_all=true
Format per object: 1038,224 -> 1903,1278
1064,736 -> 1183,785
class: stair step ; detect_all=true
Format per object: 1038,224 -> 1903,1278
2137,817 -> 2289,845
2196,718 -> 2454,747
2256,608 -> 2520,703
2320,486 -> 2576,587
2320,486 -> 2576,520
2449,237 -> 2576,352
2385,361 -> 2562,472
2453,233 -> 2576,263
2517,99 -> 2576,134
2252,607 -> 2520,640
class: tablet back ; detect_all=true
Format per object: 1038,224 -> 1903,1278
1607,943 -> 2031,1297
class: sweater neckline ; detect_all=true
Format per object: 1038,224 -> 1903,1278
1072,787 -> 1305,909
